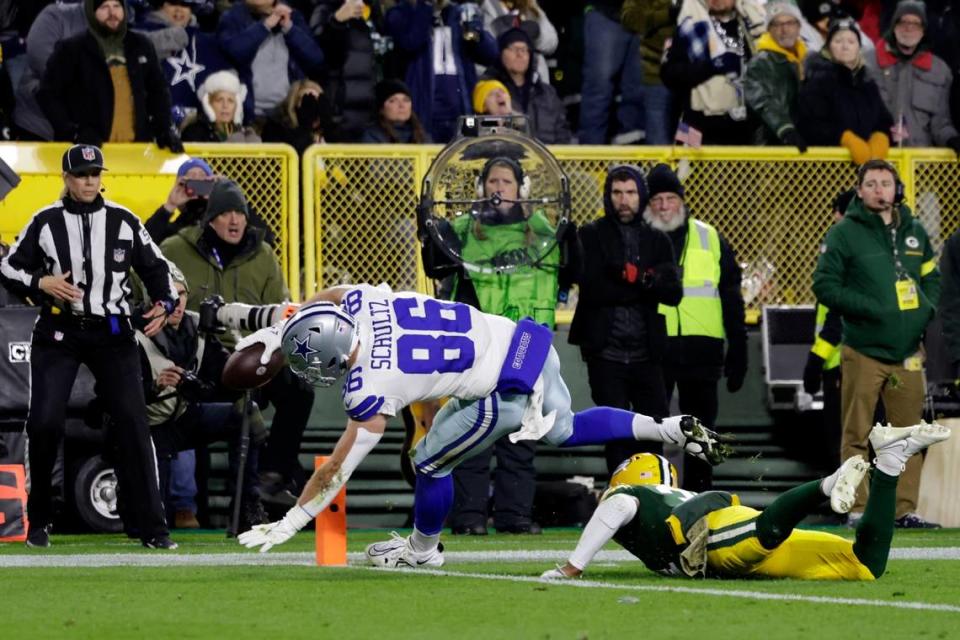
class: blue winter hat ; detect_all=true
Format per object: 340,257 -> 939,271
176,157 -> 213,178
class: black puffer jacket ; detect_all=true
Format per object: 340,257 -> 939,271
797,53 -> 893,145
568,166 -> 682,360
37,29 -> 173,145
312,0 -> 383,142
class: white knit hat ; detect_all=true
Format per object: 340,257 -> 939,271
197,70 -> 247,126
765,1 -> 803,27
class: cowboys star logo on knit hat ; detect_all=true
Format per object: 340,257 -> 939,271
62,144 -> 108,175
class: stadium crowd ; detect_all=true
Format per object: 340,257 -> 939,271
0,0 -> 958,547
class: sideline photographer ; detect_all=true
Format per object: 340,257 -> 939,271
134,271 -> 269,535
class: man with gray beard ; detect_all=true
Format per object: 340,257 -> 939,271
643,163 -> 747,492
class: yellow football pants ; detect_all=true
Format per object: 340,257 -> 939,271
704,505 -> 876,581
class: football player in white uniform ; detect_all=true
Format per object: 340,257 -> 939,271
236,284 -> 730,566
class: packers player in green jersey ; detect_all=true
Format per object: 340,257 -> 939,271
542,421 -> 950,581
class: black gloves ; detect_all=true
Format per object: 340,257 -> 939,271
156,127 -> 185,153
947,136 -> 960,158
724,353 -> 747,393
803,352 -> 825,394
781,128 -> 808,153
712,52 -> 741,76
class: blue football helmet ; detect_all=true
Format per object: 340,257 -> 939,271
281,302 -> 358,387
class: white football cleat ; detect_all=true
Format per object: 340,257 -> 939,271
829,455 -> 870,514
365,531 -> 445,569
540,565 -> 573,581
901,421 -> 951,456
868,423 -> 918,453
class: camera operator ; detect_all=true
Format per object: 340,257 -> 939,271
136,271 -> 268,535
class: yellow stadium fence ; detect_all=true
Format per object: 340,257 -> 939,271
0,142 -> 301,300
302,145 -> 960,324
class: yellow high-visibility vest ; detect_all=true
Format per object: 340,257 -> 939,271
811,302 -> 842,370
659,218 -> 724,338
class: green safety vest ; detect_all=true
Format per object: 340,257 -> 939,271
659,218 -> 724,338
812,302 -> 841,371
451,209 -> 560,326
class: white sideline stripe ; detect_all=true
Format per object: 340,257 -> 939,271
1,546 -> 957,568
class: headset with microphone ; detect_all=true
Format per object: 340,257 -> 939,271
856,159 -> 904,206
476,156 -> 531,202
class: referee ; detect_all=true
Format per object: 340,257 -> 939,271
0,145 -> 179,549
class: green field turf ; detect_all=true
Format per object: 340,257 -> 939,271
3,529 -> 959,640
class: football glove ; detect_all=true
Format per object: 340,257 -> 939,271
677,415 -> 732,465
236,323 -> 284,365
237,505 -> 312,553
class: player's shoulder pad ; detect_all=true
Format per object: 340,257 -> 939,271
345,393 -> 386,422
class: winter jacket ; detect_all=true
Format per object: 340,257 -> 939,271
37,29 -> 173,145
621,0 -> 674,87
866,38 -> 958,148
812,197 -> 940,363
479,0 -> 558,84
939,228 -> 960,372
180,111 -> 262,144
384,0 -> 498,141
797,53 -> 893,145
216,2 -> 325,120
12,2 -> 86,140
136,10 -> 231,122
744,32 -> 807,144
479,65 -> 571,143
569,169 -> 681,360
661,215 -> 747,380
159,225 -> 288,349
359,120 -> 430,143
312,0 -> 383,141
930,2 -> 960,140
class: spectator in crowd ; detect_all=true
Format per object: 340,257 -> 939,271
145,157 -> 217,244
360,78 -> 431,143
159,179 -> 315,509
180,69 -> 262,142
661,0 -> 766,145
217,0 -> 325,122
135,271 -> 268,535
384,0 -> 499,142
37,0 -> 183,151
577,1 -> 646,144
418,155 -> 579,535
311,0 -> 385,141
939,211 -> 960,384
798,18 -> 893,164
0,144 -> 178,549
260,79 -> 337,154
803,188 -> 856,472
799,0 -> 874,56
744,1 -> 809,149
136,0 -> 231,130
478,26 -> 571,143
866,0 -> 960,153
472,78 -> 514,116
11,2 -> 85,141
480,0 -> 558,84
642,164 -> 747,492
930,0 -> 960,135
813,159 -> 941,529
569,164 -> 682,473
620,0 -> 677,145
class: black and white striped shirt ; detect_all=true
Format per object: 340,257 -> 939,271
0,195 -> 177,317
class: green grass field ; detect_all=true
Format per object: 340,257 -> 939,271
3,529 -> 959,640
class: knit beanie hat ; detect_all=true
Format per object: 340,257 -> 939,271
892,0 -> 926,27
374,78 -> 411,110
198,70 -> 246,125
497,26 -> 532,51
765,1 -> 803,27
203,179 -> 248,225
646,164 -> 685,199
472,79 -> 510,114
176,157 -> 213,178
826,17 -> 862,44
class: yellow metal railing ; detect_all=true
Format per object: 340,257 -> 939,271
0,142 -> 301,300
301,145 -> 959,319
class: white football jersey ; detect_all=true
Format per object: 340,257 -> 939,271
340,285 -> 516,421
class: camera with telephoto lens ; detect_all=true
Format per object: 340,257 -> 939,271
177,369 -> 215,403
198,295 -> 226,335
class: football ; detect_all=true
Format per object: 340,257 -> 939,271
222,343 -> 286,390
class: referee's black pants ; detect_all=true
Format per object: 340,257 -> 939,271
585,358 -> 667,474
662,367 -> 719,493
26,316 -> 168,538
